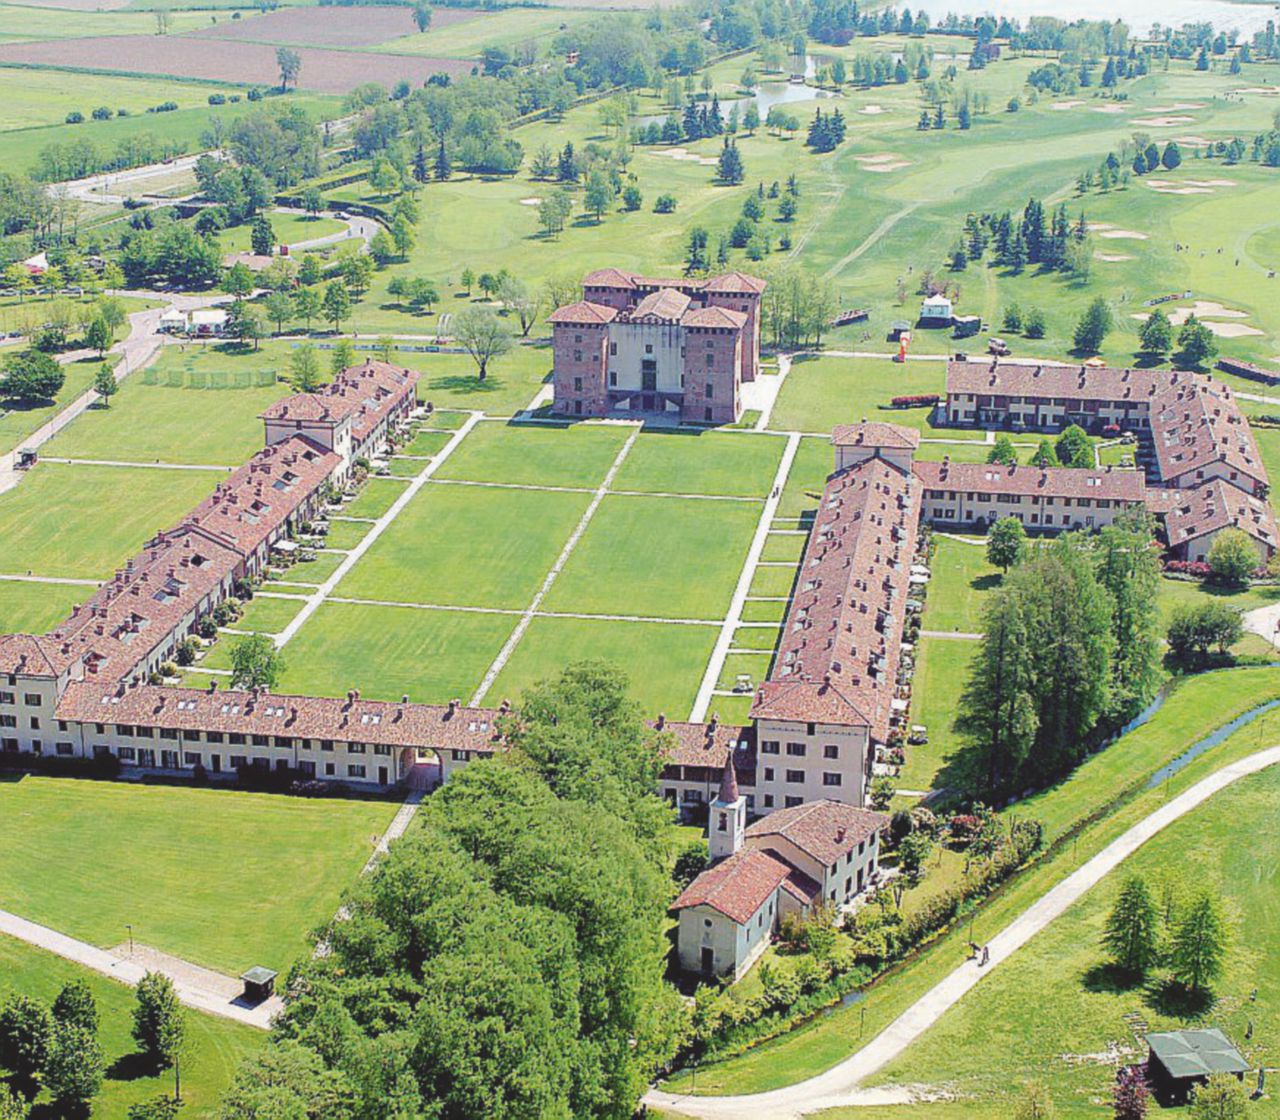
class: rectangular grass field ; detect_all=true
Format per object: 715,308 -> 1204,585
0,579 -> 92,634
923,536 -> 1000,634
611,430 -> 786,498
433,419 -> 629,489
542,494 -> 760,621
277,600 -> 516,703
336,483 -> 590,609
486,615 -> 719,717
0,777 -> 396,974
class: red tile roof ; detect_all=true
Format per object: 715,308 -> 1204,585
656,718 -> 756,775
671,848 -> 791,923
680,305 -> 748,329
913,460 -> 1148,502
1163,478 -> 1277,552
746,799 -> 888,866
0,633 -> 63,677
581,268 -> 638,289
56,680 -> 508,751
753,454 -> 920,739
631,287 -> 691,322
546,300 -> 618,325
261,361 -> 419,443
702,271 -> 768,294
946,358 -> 1183,403
832,421 -> 921,450
1150,377 -> 1268,489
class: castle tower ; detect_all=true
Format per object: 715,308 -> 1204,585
708,753 -> 746,861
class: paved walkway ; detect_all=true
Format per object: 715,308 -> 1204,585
646,744 -> 1280,1119
470,427 -> 641,706
0,573 -> 101,587
919,630 -> 983,640
0,909 -> 280,1030
276,412 -> 483,648
41,457 -> 233,472
1242,601 -> 1280,647
691,433 -> 801,721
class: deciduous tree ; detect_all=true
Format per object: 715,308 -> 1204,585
228,634 -> 285,692
453,305 -> 513,380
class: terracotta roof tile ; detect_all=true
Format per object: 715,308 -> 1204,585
671,848 -> 791,923
1163,478 -> 1277,551
832,421 -> 921,450
681,305 -> 747,329
545,300 -> 618,325
746,799 -> 888,865
913,460 -> 1147,501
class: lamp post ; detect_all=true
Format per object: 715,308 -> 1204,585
126,924 -> 134,955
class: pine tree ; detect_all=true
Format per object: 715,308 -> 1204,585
1103,875 -> 1160,975
716,138 -> 744,185
1169,892 -> 1229,993
413,143 -> 429,183
683,101 -> 702,141
434,137 -> 451,181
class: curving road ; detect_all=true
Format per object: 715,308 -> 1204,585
647,743 -> 1280,1119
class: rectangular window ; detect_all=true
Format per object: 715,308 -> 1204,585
0,692 -> 13,705
823,772 -> 842,786
349,743 -> 366,754
118,747 -> 136,762
705,381 -> 713,397
785,796 -> 803,808
325,762 -> 336,776
23,693 -> 40,706
785,769 -> 805,784
786,742 -> 806,757
229,733 -> 245,745
823,744 -> 839,759
273,736 -> 292,749
207,731 -> 224,743
0,716 -> 14,729
763,794 -> 775,808
135,726 -> 153,739
761,740 -> 779,755
231,755 -> 247,768
251,734 -> 268,747
573,376 -> 583,392
347,764 -> 366,778
55,742 -> 74,757
763,767 -> 774,781
184,752 -> 201,765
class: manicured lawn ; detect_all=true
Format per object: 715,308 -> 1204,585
543,494 -> 760,621
663,666 -> 1280,1096
0,934 -> 261,1120
277,600 -> 515,703
0,463 -> 223,580
233,593 -> 307,634
218,211 -> 345,253
0,776 -> 396,974
433,419 -> 629,488
900,637 -> 979,792
486,615 -> 719,717
336,483 -> 591,609
774,434 -> 832,519
385,455 -> 427,478
342,477 -> 408,518
761,531 -> 807,562
321,518 -> 372,550
865,764 -> 1280,1117
716,652 -> 772,691
401,427 -> 454,457
410,344 -> 551,416
770,356 -> 967,437
289,550 -> 346,583
707,693 -> 754,725
733,622 -> 781,652
749,564 -> 797,597
42,366 -> 289,466
740,598 -> 788,623
923,535 -> 1000,634
611,430 -> 786,498
0,579 -> 92,634
0,356 -> 104,457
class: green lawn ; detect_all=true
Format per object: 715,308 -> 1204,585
368,7 -> 596,58
433,419 -> 629,488
716,651 -> 772,691
0,776 -> 396,974
774,434 -> 832,519
900,637 -> 979,793
409,344 -> 550,416
923,535 -> 999,634
663,666 -> 1280,1096
0,356 -> 104,457
42,362 -> 289,466
218,211 -> 345,254
0,579 -> 92,634
862,763 -> 1280,1118
336,483 -> 590,609
0,463 -> 223,580
277,600 -> 515,703
232,593 -> 307,635
400,427 -> 454,458
0,934 -> 261,1120
321,519 -> 372,550
761,531 -> 807,563
341,477 -> 408,518
543,494 -> 760,620
748,564 -> 797,597
611,430 -> 786,498
486,615 -> 718,718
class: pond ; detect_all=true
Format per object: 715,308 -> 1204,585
907,0 -> 1275,36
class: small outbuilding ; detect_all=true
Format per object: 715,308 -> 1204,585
158,308 -> 188,334
952,314 -> 982,339
919,294 -> 953,325
240,966 -> 278,1004
1145,1028 -> 1249,1105
888,320 -> 912,341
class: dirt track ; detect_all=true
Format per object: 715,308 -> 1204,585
0,36 -> 474,94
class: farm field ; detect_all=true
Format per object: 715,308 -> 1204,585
0,776 -> 397,973
0,36 -> 473,94
183,4 -> 460,48
0,934 -> 261,1120
370,7 -> 596,59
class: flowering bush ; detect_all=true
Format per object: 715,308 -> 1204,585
890,394 -> 941,408
1162,560 -> 1211,579
947,813 -> 982,846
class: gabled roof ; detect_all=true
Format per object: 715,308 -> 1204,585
1150,375 -> 1268,488
832,421 -> 921,451
752,678 -> 872,727
631,287 -> 691,322
581,268 -> 637,289
546,300 -> 618,325
1162,478 -> 1277,550
671,848 -> 790,923
655,718 -> 756,776
0,634 -> 63,677
913,460 -> 1147,502
746,800 -> 888,866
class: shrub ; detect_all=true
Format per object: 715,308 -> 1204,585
91,106 -> 113,121
174,637 -> 201,667
1163,559 -> 1211,579
208,93 -> 227,106
890,394 -> 941,408
947,813 -> 981,846
158,661 -> 178,679
195,615 -> 218,640
65,111 -> 84,124
654,193 -> 678,213
247,87 -> 263,101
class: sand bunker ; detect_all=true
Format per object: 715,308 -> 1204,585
1095,252 -> 1134,262
858,105 -> 888,115
1132,115 -> 1197,126
1090,104 -> 1126,114
1050,99 -> 1085,110
519,197 -> 541,206
1235,86 -> 1280,95
652,147 -> 717,166
1173,135 -> 1212,148
855,153 -> 910,172
1205,321 -> 1264,337
1170,301 -> 1250,322
1149,102 -> 1203,112
1145,183 -> 1212,194
1089,225 -> 1149,240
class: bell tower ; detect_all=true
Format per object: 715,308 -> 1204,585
708,753 -> 746,861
